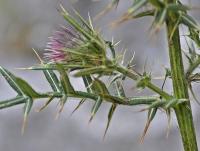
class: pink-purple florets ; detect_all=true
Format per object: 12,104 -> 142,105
44,26 -> 82,62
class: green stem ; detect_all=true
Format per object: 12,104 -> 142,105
115,65 -> 171,99
166,1 -> 198,150
0,93 -> 159,110
37,91 -> 158,106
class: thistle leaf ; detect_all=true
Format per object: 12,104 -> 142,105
106,41 -> 116,59
140,108 -> 157,142
14,77 -> 41,98
167,3 -> 190,12
74,66 -> 113,77
22,98 -> 33,134
133,9 -> 155,18
73,9 -> 93,32
115,80 -> 126,97
188,29 -> 200,48
103,103 -> 117,139
149,0 -> 164,8
0,66 -> 24,95
82,75 -> 93,93
0,96 -> 27,109
57,64 -> 75,94
89,78 -> 111,122
108,74 -> 122,87
0,66 -> 40,98
43,70 -> 61,92
91,78 -> 110,95
59,4 -> 92,40
89,96 -> 102,123
181,14 -> 200,31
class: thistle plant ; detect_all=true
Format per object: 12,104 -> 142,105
0,1 -> 200,151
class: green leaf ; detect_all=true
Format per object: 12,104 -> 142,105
23,98 -> 33,118
63,48 -> 99,58
22,98 -> 33,134
133,9 -> 155,18
0,96 -> 27,109
181,14 -> 200,31
59,4 -> 92,40
0,66 -> 24,95
88,78 -> 111,122
57,64 -> 75,94
74,66 -> 113,77
161,68 -> 171,90
29,64 -> 92,70
82,75 -> 93,93
149,0 -> 164,8
73,9 -> 93,32
60,5 -> 105,53
43,70 -> 61,92
106,41 -> 116,59
115,80 -> 126,97
0,66 -> 40,98
188,29 -> 200,48
108,74 -> 122,87
14,77 -> 41,98
167,3 -> 190,12
91,78 -> 110,95
89,96 -> 102,123
140,108 -> 157,142
103,103 -> 117,139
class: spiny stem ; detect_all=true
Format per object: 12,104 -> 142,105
0,92 -> 160,110
115,65 -> 172,99
166,0 -> 198,150
37,91 -> 158,106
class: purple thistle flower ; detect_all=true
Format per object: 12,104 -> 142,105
44,26 -> 82,63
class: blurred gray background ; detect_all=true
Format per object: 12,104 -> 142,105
0,0 -> 200,151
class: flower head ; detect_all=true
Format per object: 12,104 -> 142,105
44,26 -> 82,63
